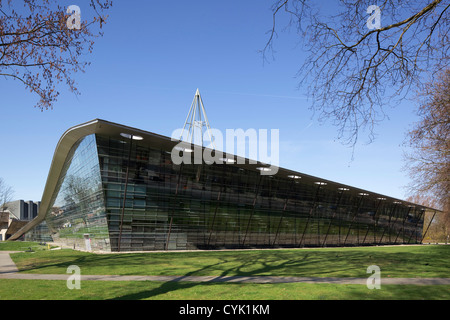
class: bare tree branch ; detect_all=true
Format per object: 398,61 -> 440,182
264,0 -> 449,149
403,68 -> 449,209
0,178 -> 14,210
0,0 -> 112,110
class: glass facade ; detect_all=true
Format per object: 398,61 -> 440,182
28,135 -> 110,251
27,130 -> 427,252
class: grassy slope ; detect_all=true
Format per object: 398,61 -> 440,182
6,244 -> 450,278
2,243 -> 449,300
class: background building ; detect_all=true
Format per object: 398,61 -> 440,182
1,200 -> 39,241
2,200 -> 40,221
0,213 -> 8,241
9,119 -> 438,251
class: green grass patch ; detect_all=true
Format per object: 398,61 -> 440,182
3,244 -> 450,300
0,241 -> 49,252
1,279 -> 449,300
9,244 -> 450,279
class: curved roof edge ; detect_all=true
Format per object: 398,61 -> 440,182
9,119 -> 102,240
9,119 -> 442,240
9,119 -> 180,240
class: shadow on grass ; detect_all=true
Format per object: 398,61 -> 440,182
110,279 -> 206,300
107,252 -> 349,300
10,246 -> 450,300
109,258 -> 232,300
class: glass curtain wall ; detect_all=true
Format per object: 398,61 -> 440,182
96,134 -> 425,252
29,135 -> 110,250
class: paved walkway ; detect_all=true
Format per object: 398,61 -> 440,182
0,252 -> 19,274
1,251 -> 450,285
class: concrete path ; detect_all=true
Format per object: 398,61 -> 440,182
0,252 -> 19,274
1,251 -> 450,285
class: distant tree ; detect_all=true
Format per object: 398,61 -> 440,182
0,0 -> 112,110
0,177 -> 14,210
404,68 -> 449,206
403,68 -> 449,242
409,193 -> 450,243
264,0 -> 449,148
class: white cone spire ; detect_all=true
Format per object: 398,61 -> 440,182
180,89 -> 216,149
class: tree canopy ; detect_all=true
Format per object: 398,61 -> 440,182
264,0 -> 449,147
0,0 -> 111,110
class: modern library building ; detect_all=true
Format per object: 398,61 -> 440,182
10,119 -> 438,252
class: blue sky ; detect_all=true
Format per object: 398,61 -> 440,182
0,0 -> 419,202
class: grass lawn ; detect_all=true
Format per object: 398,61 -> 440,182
1,242 -> 449,300
0,279 -> 449,300
6,244 -> 450,278
0,241 -> 50,252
